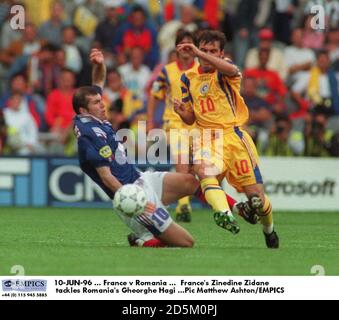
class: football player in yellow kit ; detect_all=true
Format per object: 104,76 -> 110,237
147,30 -> 198,222
174,30 -> 279,248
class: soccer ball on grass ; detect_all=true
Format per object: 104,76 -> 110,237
113,184 -> 147,217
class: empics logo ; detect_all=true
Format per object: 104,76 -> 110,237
2,280 -> 47,292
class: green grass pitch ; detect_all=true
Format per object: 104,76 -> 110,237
0,208 -> 338,275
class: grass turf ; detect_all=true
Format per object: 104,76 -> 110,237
0,207 -> 338,275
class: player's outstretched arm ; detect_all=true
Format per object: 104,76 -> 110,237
90,48 -> 106,89
173,98 -> 196,125
96,166 -> 122,193
177,43 -> 239,77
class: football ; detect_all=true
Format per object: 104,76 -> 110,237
113,184 -> 147,217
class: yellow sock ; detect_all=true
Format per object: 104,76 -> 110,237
176,196 -> 191,213
201,177 -> 230,213
260,195 -> 274,234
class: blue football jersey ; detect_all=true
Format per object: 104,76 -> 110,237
74,114 -> 140,199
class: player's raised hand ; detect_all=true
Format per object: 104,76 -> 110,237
176,43 -> 200,57
172,98 -> 186,115
90,48 -> 104,65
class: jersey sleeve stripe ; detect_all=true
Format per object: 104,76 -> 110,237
162,67 -> 170,86
181,73 -> 193,103
225,80 -> 236,109
156,74 -> 166,82
217,72 -> 236,116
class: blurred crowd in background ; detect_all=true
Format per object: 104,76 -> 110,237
0,0 -> 338,158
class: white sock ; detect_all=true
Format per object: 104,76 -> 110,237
263,224 -> 274,235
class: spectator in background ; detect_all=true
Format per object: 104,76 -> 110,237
103,68 -> 144,128
62,26 -> 83,74
302,14 -> 325,50
0,23 -> 43,67
26,43 -> 63,98
118,46 -> 151,101
273,0 -> 297,45
0,1 -> 12,27
45,68 -> 76,152
93,1 -> 123,52
38,0 -> 71,46
0,73 -> 42,129
242,76 -> 273,142
117,4 -> 158,68
292,50 -> 339,116
259,114 -> 304,156
24,0 -> 55,28
0,1 -> 22,50
284,28 -> 315,85
233,0 -> 272,69
3,93 -> 40,155
325,28 -> 339,67
303,112 -> 332,157
0,109 -> 7,154
244,48 -> 288,115
245,28 -> 288,80
303,0 -> 339,30
106,99 -> 131,131
157,4 -> 198,63
220,0 -> 239,42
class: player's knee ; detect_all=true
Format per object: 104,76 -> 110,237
184,174 -> 199,193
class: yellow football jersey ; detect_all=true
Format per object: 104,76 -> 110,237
181,62 -> 249,130
151,60 -> 198,129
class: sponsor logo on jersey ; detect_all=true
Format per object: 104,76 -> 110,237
200,83 -> 209,95
99,145 -> 112,158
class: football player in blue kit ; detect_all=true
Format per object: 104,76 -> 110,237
73,49 -> 259,248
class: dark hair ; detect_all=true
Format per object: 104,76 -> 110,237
316,49 -> 329,59
197,30 -> 226,50
72,86 -> 100,114
131,4 -> 146,16
107,67 -> 121,78
61,67 -> 75,75
275,114 -> 290,123
175,29 -> 195,46
40,43 -> 60,52
10,72 -> 28,83
109,98 -> 123,113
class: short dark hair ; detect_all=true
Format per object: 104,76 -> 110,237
197,30 -> 226,50
107,67 -> 121,77
72,86 -> 100,114
175,29 -> 195,46
10,72 -> 28,83
316,49 -> 329,59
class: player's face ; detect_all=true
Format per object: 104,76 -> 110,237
85,94 -> 106,121
198,41 -> 224,72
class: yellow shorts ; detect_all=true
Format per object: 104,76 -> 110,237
193,127 -> 263,192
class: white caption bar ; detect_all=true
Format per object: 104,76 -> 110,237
0,276 -> 338,300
